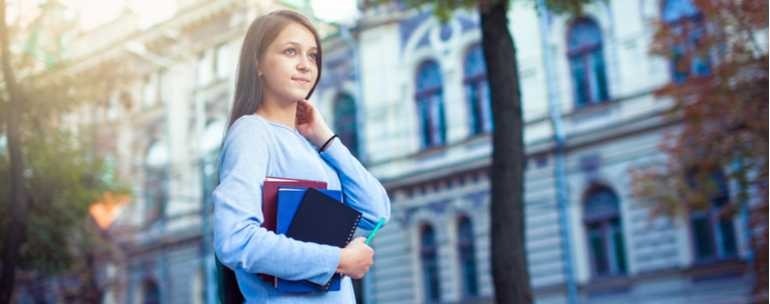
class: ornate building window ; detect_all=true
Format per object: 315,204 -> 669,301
689,170 -> 737,261
215,43 -> 232,80
457,215 -> 479,298
415,60 -> 446,148
661,0 -> 711,83
197,49 -> 214,86
201,120 -> 225,194
583,185 -> 627,277
420,224 -> 441,302
463,44 -> 492,135
142,278 -> 160,304
333,93 -> 360,157
142,72 -> 159,108
567,17 -> 609,107
144,140 -> 168,225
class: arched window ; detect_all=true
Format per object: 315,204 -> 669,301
420,224 -> 440,302
142,73 -> 159,109
201,120 -> 225,195
689,170 -> 737,261
463,44 -> 492,135
0,135 -> 7,154
415,60 -> 447,148
352,277 -> 365,304
197,49 -> 214,86
145,140 -> 168,225
661,0 -> 711,83
142,278 -> 160,304
333,93 -> 360,157
583,185 -> 627,276
201,119 -> 225,155
567,18 -> 609,108
457,215 -> 478,298
215,43 -> 233,80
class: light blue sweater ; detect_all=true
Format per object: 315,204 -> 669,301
212,114 -> 391,303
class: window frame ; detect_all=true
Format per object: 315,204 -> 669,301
582,184 -> 628,278
462,44 -> 492,136
687,170 -> 738,263
660,0 -> 712,83
419,223 -> 441,303
333,92 -> 360,157
456,215 -> 479,299
144,140 -> 169,226
566,17 -> 610,108
415,60 -> 447,149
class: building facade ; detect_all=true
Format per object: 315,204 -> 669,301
14,0 -> 761,303
317,0 -> 758,303
10,1 -> 305,303
93,2 -> 273,303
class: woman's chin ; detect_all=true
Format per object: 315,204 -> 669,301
289,89 -> 310,100
275,91 -> 307,103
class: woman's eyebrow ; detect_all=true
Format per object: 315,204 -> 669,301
283,41 -> 318,51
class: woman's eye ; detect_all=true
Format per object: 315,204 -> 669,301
284,48 -> 296,55
309,53 -> 318,61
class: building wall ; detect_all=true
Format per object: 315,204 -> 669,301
339,1 -> 756,304
37,0 -> 757,303
76,1 -> 288,303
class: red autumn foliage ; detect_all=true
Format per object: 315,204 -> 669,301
631,0 -> 767,301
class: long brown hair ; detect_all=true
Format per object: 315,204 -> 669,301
227,10 -> 322,128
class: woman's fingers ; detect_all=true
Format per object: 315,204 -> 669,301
296,100 -> 313,124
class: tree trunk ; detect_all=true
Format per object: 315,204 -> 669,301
80,252 -> 103,303
480,1 -> 532,303
751,201 -> 768,303
0,0 -> 29,302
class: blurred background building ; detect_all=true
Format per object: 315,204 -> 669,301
348,1 -> 758,303
9,0 -> 763,303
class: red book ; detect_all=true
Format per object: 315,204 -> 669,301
259,176 -> 326,283
262,177 -> 326,231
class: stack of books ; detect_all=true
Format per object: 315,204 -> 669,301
260,177 -> 361,293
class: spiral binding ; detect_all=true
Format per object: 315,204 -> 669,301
346,214 -> 362,244
321,213 -> 362,290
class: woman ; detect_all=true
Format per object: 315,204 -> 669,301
212,9 -> 391,303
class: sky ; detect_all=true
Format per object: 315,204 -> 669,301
59,0 -> 359,31
310,0 -> 359,25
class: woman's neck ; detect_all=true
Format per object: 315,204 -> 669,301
256,98 -> 297,128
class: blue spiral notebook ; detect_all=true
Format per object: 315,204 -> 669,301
275,187 -> 361,293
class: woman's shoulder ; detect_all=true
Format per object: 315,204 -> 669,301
218,114 -> 273,175
228,114 -> 270,135
224,114 -> 273,147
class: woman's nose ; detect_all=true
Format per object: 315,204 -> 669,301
297,57 -> 310,72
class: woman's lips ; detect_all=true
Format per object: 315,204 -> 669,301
291,77 -> 311,85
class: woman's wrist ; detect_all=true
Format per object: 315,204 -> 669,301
336,247 -> 349,275
318,134 -> 337,152
312,127 -> 334,148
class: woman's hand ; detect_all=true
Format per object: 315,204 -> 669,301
336,237 -> 374,279
295,99 -> 334,148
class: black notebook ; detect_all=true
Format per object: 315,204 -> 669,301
286,188 -> 361,248
278,188 -> 361,292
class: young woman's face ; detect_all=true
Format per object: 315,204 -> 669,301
259,22 -> 319,104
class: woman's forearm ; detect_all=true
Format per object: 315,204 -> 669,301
320,138 -> 392,229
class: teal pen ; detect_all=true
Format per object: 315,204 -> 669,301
365,218 -> 386,245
